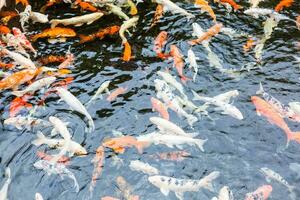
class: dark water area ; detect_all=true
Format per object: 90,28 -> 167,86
0,0 -> 300,199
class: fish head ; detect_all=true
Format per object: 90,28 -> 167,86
222,104 -> 243,120
75,147 -> 88,156
261,185 -> 273,196
148,176 -> 164,187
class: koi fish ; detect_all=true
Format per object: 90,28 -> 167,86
119,16 -> 139,44
151,97 -> 169,120
103,135 -> 149,154
0,62 -> 13,69
154,31 -> 169,59
0,11 -> 18,24
194,0 -> 216,21
0,68 -> 42,91
137,131 -> 206,151
37,151 -> 70,165
4,116 -> 50,130
149,151 -> 190,161
1,48 -> 36,69
127,0 -> 138,15
0,25 -> 10,34
187,49 -> 199,82
151,4 -> 163,27
38,55 -> 66,65
170,45 -> 190,83
220,0 -> 242,11
275,0 -> 293,12
74,0 -> 98,12
31,27 -> 76,42
89,145 -> 105,193
251,96 -> 300,145
12,27 -> 36,55
245,185 -> 272,200
155,0 -> 194,18
122,41 -> 132,61
212,186 -> 234,200
9,95 -> 32,117
30,11 -> 49,24
243,37 -> 256,52
79,25 -> 120,43
129,160 -> 159,175
116,176 -> 139,200
56,87 -> 94,132
107,4 -> 130,20
0,168 -> 11,200
189,23 -> 223,45
34,160 -> 79,192
16,0 -> 29,6
50,12 -> 103,28
58,52 -> 74,69
106,87 -> 127,102
148,171 -> 220,200
86,80 -> 110,107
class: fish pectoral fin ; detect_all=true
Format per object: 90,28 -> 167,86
160,188 -> 170,196
175,192 -> 184,200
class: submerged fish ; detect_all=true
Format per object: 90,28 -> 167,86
151,4 -> 164,27
151,97 -> 169,120
37,151 -> 70,165
155,0 -> 194,18
149,151 -> 190,162
170,45 -> 190,83
4,116 -> 50,130
34,160 -> 79,192
0,168 -> 11,200
31,27 -> 76,42
187,49 -> 199,82
116,176 -> 139,200
106,87 -> 127,102
129,160 -> 159,175
153,31 -> 169,59
189,23 -> 223,45
148,171 -> 220,200
194,0 -> 216,21
86,80 -> 111,106
157,71 -> 185,96
245,185 -> 272,200
119,16 -> 139,44
89,145 -> 105,193
275,0 -> 293,12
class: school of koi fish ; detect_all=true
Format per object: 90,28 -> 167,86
0,0 -> 299,199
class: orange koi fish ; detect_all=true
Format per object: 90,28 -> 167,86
9,95 -> 32,117
38,55 -> 66,65
74,0 -> 98,12
103,136 -> 149,154
151,4 -> 164,27
0,68 -> 42,91
154,31 -> 169,59
189,23 -> 223,45
16,0 -> 29,6
101,197 -> 120,200
275,0 -> 293,12
170,45 -> 190,83
243,37 -> 256,52
40,0 -> 63,13
149,151 -> 190,162
31,27 -> 76,42
0,11 -> 18,24
0,62 -> 13,69
37,151 -> 70,165
245,185 -> 272,200
252,96 -> 300,145
116,176 -> 140,200
79,25 -> 120,43
151,97 -> 169,120
220,0 -> 242,11
122,42 -> 132,61
0,25 -> 10,34
89,145 -> 105,192
194,0 -> 216,22
106,87 -> 127,102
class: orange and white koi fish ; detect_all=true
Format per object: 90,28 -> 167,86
37,151 -> 70,165
16,0 -> 29,6
220,0 -> 242,11
89,145 -> 105,192
74,0 -> 98,12
58,52 -> 74,69
31,27 -> 76,42
0,68 -> 42,91
151,97 -> 169,120
79,25 -> 120,43
275,0 -> 293,12
154,31 -> 169,59
0,25 -> 10,34
194,0 -> 216,21
149,151 -> 190,161
189,23 -> 223,45
101,197 -> 120,200
103,135 -> 149,154
170,45 -> 190,83
122,42 -> 132,61
9,95 -> 32,117
245,185 -> 272,200
251,96 -> 300,145
243,37 -> 256,52
106,87 -> 127,102
116,176 -> 140,200
151,4 -> 163,27
12,28 -> 36,56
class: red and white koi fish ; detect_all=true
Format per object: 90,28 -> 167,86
154,31 -> 169,59
245,185 -> 272,200
170,45 -> 190,83
106,87 -> 127,102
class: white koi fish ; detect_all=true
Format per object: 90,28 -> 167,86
157,71 -> 186,97
187,49 -> 199,82
50,12 -> 103,28
119,16 -> 139,44
192,90 -> 243,120
148,171 -> 220,200
107,4 -> 130,20
34,160 -> 79,192
244,8 -> 292,22
2,48 -> 36,69
86,80 -> 111,107
32,131 -> 87,156
154,0 -> 195,19
212,186 -> 234,200
260,167 -> 295,199
19,5 -> 31,31
289,163 -> 300,179
56,87 -> 95,132
30,11 -> 49,24
35,193 -> 44,200
129,160 -> 159,175
137,132 -> 206,151
150,117 -> 196,137
0,168 -> 11,200
4,116 -> 50,130
12,77 -> 56,97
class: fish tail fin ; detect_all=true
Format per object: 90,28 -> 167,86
50,20 -> 60,28
11,90 -> 25,97
32,131 -> 46,146
195,139 -> 207,152
122,41 -> 132,62
256,82 -> 264,95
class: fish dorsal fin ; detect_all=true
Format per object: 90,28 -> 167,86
160,187 -> 170,196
